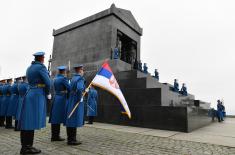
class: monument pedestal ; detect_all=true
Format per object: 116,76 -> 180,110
84,59 -> 211,132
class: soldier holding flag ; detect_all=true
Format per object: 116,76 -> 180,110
65,64 -> 86,145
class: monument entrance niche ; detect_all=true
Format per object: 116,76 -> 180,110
51,4 -> 211,132
117,30 -> 137,66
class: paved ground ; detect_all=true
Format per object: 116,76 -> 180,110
0,118 -> 235,155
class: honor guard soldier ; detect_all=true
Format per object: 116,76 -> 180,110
18,51 -> 51,154
113,47 -> 120,59
8,77 -> 21,130
49,66 -> 70,141
143,63 -> 148,74
173,79 -> 179,92
180,83 -> 188,96
154,69 -> 159,81
15,76 -> 28,131
4,78 -> 14,129
86,85 -> 98,124
0,79 -> 6,126
65,64 -> 86,145
217,100 -> 224,122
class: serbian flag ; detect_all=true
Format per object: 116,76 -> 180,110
91,62 -> 131,119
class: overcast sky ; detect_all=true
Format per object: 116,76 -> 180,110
0,0 -> 234,114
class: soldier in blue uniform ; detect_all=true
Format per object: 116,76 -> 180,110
143,63 -> 148,74
65,64 -> 86,145
18,51 -> 51,154
113,47 -> 120,59
0,79 -> 6,127
173,79 -> 179,92
180,83 -> 188,96
86,85 -> 98,124
49,66 -> 70,141
8,77 -> 20,130
15,76 -> 28,131
3,78 -> 14,129
217,100 -> 223,122
154,69 -> 159,81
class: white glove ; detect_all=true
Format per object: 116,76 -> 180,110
85,88 -> 89,93
47,94 -> 52,100
80,97 -> 83,102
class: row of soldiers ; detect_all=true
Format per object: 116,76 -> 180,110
112,47 -> 160,80
0,51 -> 98,154
0,76 -> 28,130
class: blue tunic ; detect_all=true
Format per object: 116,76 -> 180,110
86,88 -> 98,116
180,86 -> 188,96
154,71 -> 159,80
7,82 -> 19,117
65,74 -> 85,128
49,74 -> 70,124
1,83 -> 11,116
113,48 -> 119,59
19,61 -> 51,130
143,65 -> 148,74
15,82 -> 28,121
173,82 -> 179,92
0,84 -> 3,115
217,103 -> 223,120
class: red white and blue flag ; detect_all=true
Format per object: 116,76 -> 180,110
91,62 -> 131,119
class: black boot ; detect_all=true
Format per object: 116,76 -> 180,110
51,124 -> 65,141
5,116 -> 14,129
87,116 -> 94,124
67,127 -> 81,145
0,116 -> 5,127
20,130 -> 41,154
14,120 -> 20,131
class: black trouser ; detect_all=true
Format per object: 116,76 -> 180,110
88,116 -> 94,124
51,124 -> 61,139
66,127 -> 77,142
21,130 -> 34,148
5,116 -> 13,128
0,116 -> 5,126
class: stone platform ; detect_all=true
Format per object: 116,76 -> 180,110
82,59 -> 211,132
0,118 -> 235,155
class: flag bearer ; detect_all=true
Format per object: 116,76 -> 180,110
65,64 -> 86,145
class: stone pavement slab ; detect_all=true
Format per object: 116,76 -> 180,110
0,118 -> 235,155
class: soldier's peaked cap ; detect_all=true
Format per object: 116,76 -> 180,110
73,64 -> 83,69
57,66 -> 67,70
33,51 -> 45,56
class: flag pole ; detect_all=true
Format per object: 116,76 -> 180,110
68,82 -> 92,118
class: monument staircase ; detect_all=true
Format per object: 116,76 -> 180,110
84,59 -> 211,132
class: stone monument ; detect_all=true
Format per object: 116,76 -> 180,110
51,4 -> 211,132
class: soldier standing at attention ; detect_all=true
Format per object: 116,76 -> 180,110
15,76 -> 28,131
180,83 -> 188,96
49,66 -> 70,141
143,63 -> 148,74
173,79 -> 179,93
18,51 -> 51,154
0,79 -> 6,127
86,85 -> 98,124
4,78 -> 14,129
65,64 -> 86,145
8,77 -> 21,130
